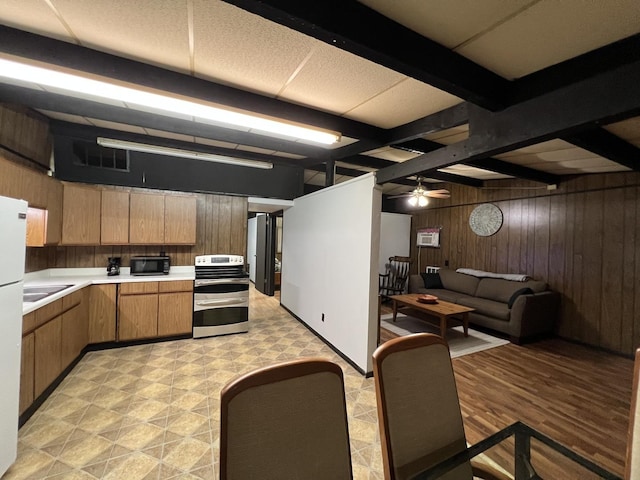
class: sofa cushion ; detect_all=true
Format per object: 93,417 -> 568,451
475,278 -> 546,304
456,296 -> 511,322
420,272 -> 443,289
438,269 -> 480,296
507,287 -> 533,308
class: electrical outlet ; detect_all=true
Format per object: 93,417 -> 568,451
321,313 -> 325,322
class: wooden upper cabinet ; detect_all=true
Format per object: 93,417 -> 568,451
101,190 -> 130,244
61,183 -> 101,245
164,195 -> 197,245
129,192 -> 164,244
26,207 -> 47,247
45,177 -> 62,245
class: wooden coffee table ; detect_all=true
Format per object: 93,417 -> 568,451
389,294 -> 475,339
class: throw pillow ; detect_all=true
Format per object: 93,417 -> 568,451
420,272 -> 443,289
508,287 -> 533,308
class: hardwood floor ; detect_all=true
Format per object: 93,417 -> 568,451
379,300 -> 633,477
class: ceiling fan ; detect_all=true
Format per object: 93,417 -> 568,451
389,177 -> 451,207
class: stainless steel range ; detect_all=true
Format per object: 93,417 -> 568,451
193,254 -> 249,338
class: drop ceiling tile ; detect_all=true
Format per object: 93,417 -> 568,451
495,139 -> 576,157
337,162 -> 376,173
279,42 -> 406,116
52,0 -> 191,73
143,129 -> 195,143
456,0 -> 640,79
37,109 -> 93,125
424,124 -> 469,143
86,118 -> 147,134
604,117 -> 640,142
0,0 -> 71,41
439,164 -> 511,180
359,0 -> 534,48
193,0 -> 316,96
496,147 -> 604,165
304,170 -> 324,185
346,78 -> 463,129
272,151 -> 305,160
194,137 -> 238,149
235,145 -> 277,155
363,147 -> 421,162
557,157 -> 628,170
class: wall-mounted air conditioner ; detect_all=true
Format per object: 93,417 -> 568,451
416,228 -> 440,248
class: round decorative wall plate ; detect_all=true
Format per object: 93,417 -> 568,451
469,203 -> 503,237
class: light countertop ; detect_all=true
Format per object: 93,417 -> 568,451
23,267 -> 195,315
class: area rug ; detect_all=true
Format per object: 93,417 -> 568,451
380,313 -> 509,358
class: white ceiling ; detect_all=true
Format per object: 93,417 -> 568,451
0,0 -> 638,198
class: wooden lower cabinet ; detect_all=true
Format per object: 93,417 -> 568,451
20,333 -> 35,415
118,294 -> 159,340
158,292 -> 193,336
34,315 -> 62,398
61,304 -> 87,370
89,284 -> 117,343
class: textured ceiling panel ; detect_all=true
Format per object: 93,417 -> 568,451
424,124 -> 469,143
143,128 -> 195,143
36,110 -> 93,125
456,0 -> 640,79
279,42 -> 406,116
86,118 -> 147,134
363,147 -> 420,162
346,78 -> 462,129
193,0 -> 315,96
495,148 -> 606,166
358,0 -> 533,49
194,137 -> 238,149
0,0 -> 71,41
604,117 -> 640,144
53,0 -> 192,73
439,164 -> 511,179
236,145 -> 276,155
495,139 -> 577,157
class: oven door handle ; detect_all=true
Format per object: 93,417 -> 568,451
195,278 -> 248,286
195,298 -> 246,306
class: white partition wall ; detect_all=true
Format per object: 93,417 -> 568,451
247,217 -> 257,283
281,174 -> 381,374
379,212 -> 411,275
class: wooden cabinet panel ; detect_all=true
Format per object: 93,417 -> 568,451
89,284 -> 117,343
45,176 -> 62,245
120,281 -> 159,294
62,289 -> 83,310
61,183 -> 101,245
164,195 -> 197,244
26,207 -> 47,247
158,291 -> 193,336
35,299 -> 63,328
118,294 -> 158,340
23,312 -> 36,335
61,304 -> 86,369
129,193 -> 164,244
20,333 -> 34,415
34,315 -> 62,398
158,280 -> 193,293
101,190 -> 130,244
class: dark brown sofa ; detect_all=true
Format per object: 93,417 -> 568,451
409,269 -> 560,343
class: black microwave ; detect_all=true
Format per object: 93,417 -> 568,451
130,256 -> 170,275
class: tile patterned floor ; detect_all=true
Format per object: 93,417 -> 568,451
3,289 -> 384,479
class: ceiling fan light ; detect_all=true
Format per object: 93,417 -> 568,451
408,196 -> 418,206
418,195 -> 429,207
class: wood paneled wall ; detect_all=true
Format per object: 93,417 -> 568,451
410,172 -> 640,356
25,190 -> 247,272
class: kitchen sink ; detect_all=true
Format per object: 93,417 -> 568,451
22,284 -> 73,303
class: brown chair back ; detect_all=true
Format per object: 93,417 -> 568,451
220,358 -> 353,480
626,348 -> 640,480
373,333 -> 473,480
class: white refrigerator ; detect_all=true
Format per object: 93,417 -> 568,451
0,195 -> 27,476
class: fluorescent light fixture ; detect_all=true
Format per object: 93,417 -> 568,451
97,137 -> 273,170
0,58 -> 341,145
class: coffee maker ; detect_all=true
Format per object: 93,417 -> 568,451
107,257 -> 121,276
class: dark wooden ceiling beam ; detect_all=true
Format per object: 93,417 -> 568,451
562,128 -> 640,171
0,84 -> 326,163
0,25 -> 384,143
377,59 -> 640,183
222,0 -> 510,110
385,103 -> 469,144
396,139 -> 561,185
